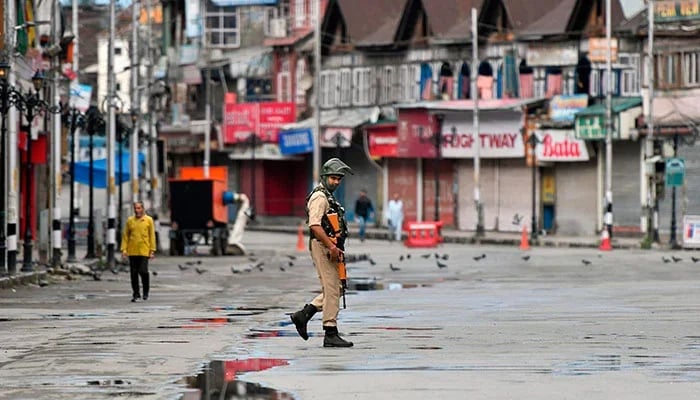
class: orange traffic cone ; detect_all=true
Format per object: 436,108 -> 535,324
599,229 -> 612,251
296,223 -> 306,252
519,225 -> 530,251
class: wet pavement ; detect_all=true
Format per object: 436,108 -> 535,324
1,231 -> 700,399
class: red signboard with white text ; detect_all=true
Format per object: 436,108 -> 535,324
367,124 -> 398,157
396,109 -> 438,158
223,101 -> 295,144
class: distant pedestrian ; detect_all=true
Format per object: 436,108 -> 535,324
354,190 -> 374,242
121,201 -> 156,302
387,193 -> 404,242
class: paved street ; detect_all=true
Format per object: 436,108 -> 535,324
1,231 -> 700,399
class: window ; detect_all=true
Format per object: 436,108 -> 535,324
683,51 -> 700,86
115,47 -> 122,56
295,58 -> 307,104
265,1 -> 290,36
352,67 -> 372,106
380,66 -> 395,104
206,3 -> 240,48
339,68 -> 352,106
277,59 -> 291,102
590,69 -> 620,97
294,0 -> 306,28
320,70 -> 338,108
649,50 -> 700,89
533,68 -> 546,98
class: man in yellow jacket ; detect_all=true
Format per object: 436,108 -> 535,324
121,201 -> 157,302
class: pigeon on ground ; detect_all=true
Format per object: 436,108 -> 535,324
368,258 -> 377,266
522,255 -> 530,261
288,261 -> 294,267
287,255 -> 297,260
421,254 -> 431,259
692,256 -> 700,263
441,254 -> 449,260
473,254 -> 486,261
254,261 -> 265,269
581,259 -> 592,266
399,255 -> 404,262
195,267 -> 208,274
662,256 -> 671,264
390,263 -> 401,271
672,256 -> 683,263
92,271 -> 102,281
178,264 -> 189,271
249,257 -> 258,262
231,266 -> 242,274
279,265 -> 286,272
151,270 -> 158,276
436,260 -> 448,269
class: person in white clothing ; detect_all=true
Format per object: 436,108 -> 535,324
386,193 -> 404,242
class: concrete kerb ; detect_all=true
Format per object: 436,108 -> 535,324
0,271 -> 48,289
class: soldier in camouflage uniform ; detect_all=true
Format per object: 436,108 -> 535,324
290,158 -> 354,348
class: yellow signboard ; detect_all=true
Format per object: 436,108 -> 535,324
655,1 -> 700,22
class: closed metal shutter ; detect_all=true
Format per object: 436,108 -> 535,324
555,161 -> 598,236
612,141 -> 642,229
658,142 -> 700,238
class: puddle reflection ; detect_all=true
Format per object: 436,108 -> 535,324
182,358 -> 292,400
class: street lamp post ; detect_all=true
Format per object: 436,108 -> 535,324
66,108 -> 83,263
20,71 -> 53,272
0,62 -> 16,274
670,134 -> 680,249
84,106 -> 103,259
246,133 -> 258,221
527,132 -> 540,240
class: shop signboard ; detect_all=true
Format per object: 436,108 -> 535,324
440,111 -> 524,158
223,101 -> 295,144
654,1 -> 700,22
682,215 -> 700,248
536,130 -> 590,162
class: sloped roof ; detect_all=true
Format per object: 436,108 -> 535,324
338,0 -> 408,46
518,0 -> 627,38
502,0 -> 564,31
423,0 -> 481,41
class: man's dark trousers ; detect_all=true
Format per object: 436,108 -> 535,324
129,256 -> 150,298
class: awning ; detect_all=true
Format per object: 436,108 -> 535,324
228,47 -> 272,78
395,98 -> 547,112
281,109 -> 373,147
575,97 -> 642,117
574,97 -> 642,140
74,153 -> 145,189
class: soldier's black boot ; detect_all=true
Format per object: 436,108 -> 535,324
323,326 -> 353,348
290,304 -> 317,340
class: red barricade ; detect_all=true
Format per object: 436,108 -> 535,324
404,221 -> 443,248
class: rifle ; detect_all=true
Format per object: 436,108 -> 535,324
326,213 -> 347,309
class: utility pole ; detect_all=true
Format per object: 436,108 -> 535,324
471,7 -> 484,236
313,0 -> 322,184
50,0 -> 63,268
646,0 -> 658,243
146,0 -> 160,251
4,0 -> 18,274
131,0 -> 140,204
603,0 -> 614,241
106,0 -> 117,268
203,0 -> 211,178
72,0 -> 81,229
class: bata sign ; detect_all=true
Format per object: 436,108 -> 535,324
535,130 -> 590,162
441,112 -> 524,158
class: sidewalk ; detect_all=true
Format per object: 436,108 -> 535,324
0,221 -> 643,288
247,222 -> 643,250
